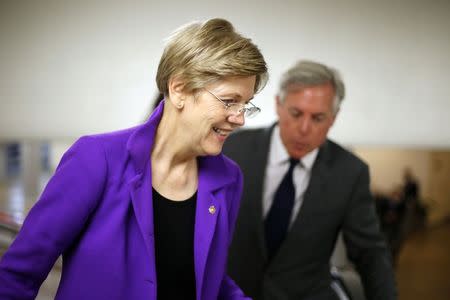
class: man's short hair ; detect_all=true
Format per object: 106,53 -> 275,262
278,60 -> 345,113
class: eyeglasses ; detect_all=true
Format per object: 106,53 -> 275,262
205,89 -> 261,118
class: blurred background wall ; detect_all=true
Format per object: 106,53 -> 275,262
1,0 -> 449,220
1,0 -> 449,145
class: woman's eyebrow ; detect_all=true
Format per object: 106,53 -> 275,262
220,92 -> 254,102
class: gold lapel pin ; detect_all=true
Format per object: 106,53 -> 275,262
208,205 -> 216,214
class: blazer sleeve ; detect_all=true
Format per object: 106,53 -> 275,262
218,167 -> 252,300
0,136 -> 107,300
342,164 -> 397,300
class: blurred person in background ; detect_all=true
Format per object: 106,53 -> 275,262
402,167 -> 426,231
0,18 -> 267,300
374,187 -> 407,266
223,60 -> 397,300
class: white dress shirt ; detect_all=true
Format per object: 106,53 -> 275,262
262,125 -> 318,227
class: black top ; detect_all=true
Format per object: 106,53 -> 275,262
152,188 -> 197,300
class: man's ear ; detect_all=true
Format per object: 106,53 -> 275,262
275,95 -> 282,107
275,95 -> 282,116
167,76 -> 186,109
330,107 -> 339,125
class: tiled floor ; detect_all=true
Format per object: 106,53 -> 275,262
1,178 -> 449,299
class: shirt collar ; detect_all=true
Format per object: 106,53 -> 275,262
269,125 -> 319,171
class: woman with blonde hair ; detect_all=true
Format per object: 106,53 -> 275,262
0,18 -> 267,300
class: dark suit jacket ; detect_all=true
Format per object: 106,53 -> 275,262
223,125 -> 397,300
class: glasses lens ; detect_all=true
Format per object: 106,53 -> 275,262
245,107 -> 260,118
228,104 -> 244,115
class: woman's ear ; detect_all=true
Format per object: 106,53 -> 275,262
168,76 -> 186,109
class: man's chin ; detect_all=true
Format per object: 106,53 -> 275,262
288,147 -> 311,159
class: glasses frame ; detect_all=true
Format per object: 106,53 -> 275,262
204,89 -> 261,118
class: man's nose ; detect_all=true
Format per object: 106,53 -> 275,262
298,118 -> 311,134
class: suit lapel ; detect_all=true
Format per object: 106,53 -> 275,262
247,126 -> 274,261
295,154 -> 331,222
274,141 -> 333,260
299,140 -> 333,215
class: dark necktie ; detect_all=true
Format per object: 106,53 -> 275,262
265,158 -> 299,260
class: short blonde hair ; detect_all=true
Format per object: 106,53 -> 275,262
156,18 -> 268,96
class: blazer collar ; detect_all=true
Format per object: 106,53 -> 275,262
126,100 -> 164,175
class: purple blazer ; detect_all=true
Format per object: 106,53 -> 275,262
0,102 -> 250,300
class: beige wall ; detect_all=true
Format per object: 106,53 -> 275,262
353,148 -> 431,196
428,152 -> 450,226
353,148 -> 450,226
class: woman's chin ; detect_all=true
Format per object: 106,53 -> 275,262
199,143 -> 223,157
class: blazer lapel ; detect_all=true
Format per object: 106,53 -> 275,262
194,178 -> 220,299
129,166 -> 155,260
194,156 -> 234,300
127,101 -> 164,274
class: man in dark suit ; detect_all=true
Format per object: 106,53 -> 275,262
223,60 -> 397,300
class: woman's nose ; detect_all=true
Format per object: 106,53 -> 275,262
228,112 -> 245,127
